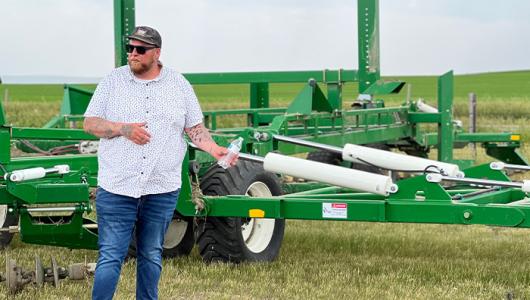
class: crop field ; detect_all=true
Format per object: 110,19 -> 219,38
1,70 -> 530,299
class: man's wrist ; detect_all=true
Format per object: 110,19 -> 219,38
119,123 -> 133,139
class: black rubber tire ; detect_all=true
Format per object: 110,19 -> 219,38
195,160 -> 285,263
307,151 -> 342,166
308,145 -> 399,180
128,212 -> 194,259
350,143 -> 389,174
0,206 -> 17,249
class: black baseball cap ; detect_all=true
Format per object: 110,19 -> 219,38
128,26 -> 162,48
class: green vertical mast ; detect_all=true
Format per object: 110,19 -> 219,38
114,0 -> 136,67
357,0 -> 380,94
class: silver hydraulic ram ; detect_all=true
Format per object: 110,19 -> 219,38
490,162 -> 530,172
426,173 -> 530,193
273,135 -> 464,177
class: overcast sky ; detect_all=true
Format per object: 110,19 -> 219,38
1,0 -> 529,81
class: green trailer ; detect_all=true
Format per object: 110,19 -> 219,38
0,0 -> 528,266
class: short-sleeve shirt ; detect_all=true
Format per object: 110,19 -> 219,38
84,65 -> 203,198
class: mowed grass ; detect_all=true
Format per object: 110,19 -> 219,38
1,70 -> 530,299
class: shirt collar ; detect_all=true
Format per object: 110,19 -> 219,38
127,61 -> 166,83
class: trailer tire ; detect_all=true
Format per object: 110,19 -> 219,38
308,145 -> 398,180
196,161 -> 285,263
307,150 -> 342,165
0,205 -> 17,249
128,212 -> 194,259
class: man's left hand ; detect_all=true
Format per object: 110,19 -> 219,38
211,145 -> 238,167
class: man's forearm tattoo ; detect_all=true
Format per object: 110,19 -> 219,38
187,124 -> 213,145
86,118 -> 115,139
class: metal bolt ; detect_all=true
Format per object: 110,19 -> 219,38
463,211 -> 472,219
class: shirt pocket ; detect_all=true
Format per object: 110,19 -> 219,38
162,109 -> 185,129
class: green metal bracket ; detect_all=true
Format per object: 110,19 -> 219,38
114,0 -> 135,67
362,79 -> 405,95
7,181 -> 89,205
326,83 -> 343,111
60,85 -> 94,114
0,128 -> 9,164
176,151 -> 195,216
437,70 -> 454,162
250,82 -> 269,109
0,101 -> 6,125
484,142 -> 529,165
19,210 -> 98,250
286,82 -> 333,115
389,175 -> 452,201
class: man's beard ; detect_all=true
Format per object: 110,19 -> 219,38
129,58 -> 155,75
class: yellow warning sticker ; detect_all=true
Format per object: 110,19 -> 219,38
511,135 -> 521,141
249,209 -> 265,218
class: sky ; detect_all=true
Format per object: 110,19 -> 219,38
1,0 -> 529,82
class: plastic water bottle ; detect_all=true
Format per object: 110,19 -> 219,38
218,137 -> 243,169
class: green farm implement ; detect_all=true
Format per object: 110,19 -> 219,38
0,0 -> 529,291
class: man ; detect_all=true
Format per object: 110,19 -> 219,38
84,26 -> 234,300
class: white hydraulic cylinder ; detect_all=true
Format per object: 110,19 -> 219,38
8,167 -> 46,182
263,153 -> 398,196
7,165 -> 70,182
341,144 -> 464,178
416,99 -> 438,113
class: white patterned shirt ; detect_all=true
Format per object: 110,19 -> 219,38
84,65 -> 203,198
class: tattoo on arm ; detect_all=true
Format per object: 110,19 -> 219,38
84,117 -> 118,139
185,123 -> 217,154
120,125 -> 133,138
186,124 -> 213,145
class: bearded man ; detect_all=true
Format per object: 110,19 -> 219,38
84,26 -> 235,300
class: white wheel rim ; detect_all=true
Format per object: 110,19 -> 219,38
0,206 -> 7,228
241,181 -> 276,254
163,219 -> 188,249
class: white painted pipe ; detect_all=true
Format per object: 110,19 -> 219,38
263,153 -> 397,196
416,99 -> 438,113
342,144 -> 464,178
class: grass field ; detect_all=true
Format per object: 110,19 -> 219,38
1,70 -> 530,299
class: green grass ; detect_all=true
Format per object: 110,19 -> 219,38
2,70 -> 529,103
1,70 -> 530,299
3,222 -> 530,299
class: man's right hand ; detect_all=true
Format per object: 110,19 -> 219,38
120,122 -> 151,145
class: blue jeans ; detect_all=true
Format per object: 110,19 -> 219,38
92,188 -> 179,300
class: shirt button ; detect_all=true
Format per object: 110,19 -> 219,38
143,156 -> 146,159
141,172 -> 144,175
146,96 -> 149,99
146,83 -> 149,86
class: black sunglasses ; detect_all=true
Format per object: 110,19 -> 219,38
126,44 -> 157,55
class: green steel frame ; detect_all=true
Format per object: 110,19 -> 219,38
0,0 -> 527,251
